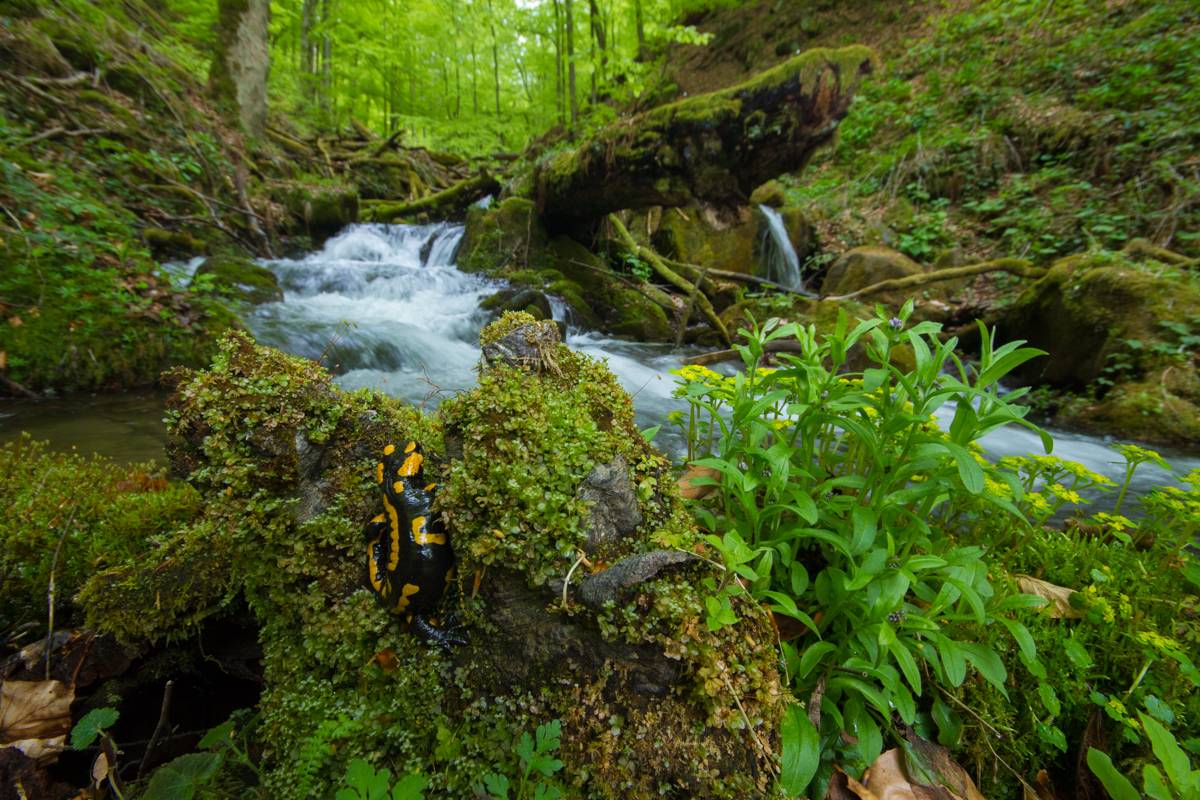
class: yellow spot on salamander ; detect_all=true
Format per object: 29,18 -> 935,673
383,443 -> 396,456
393,481 -> 404,494
411,516 -> 447,546
385,497 -> 401,565
398,451 -> 423,477
376,462 -> 384,484
394,582 -> 420,611
425,482 -> 437,492
389,524 -> 400,571
372,514 -> 385,524
404,441 -> 417,453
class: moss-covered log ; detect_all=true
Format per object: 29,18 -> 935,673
533,46 -> 876,228
363,170 -> 500,222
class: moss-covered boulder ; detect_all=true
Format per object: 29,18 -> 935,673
749,180 -> 786,208
820,246 -> 926,306
274,180 -> 359,244
77,325 -> 784,798
194,254 -> 283,305
459,200 -> 675,341
1055,373 -> 1200,446
1001,251 -> 1200,387
653,203 -> 760,274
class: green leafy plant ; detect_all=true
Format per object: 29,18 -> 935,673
336,758 -> 427,800
474,720 -> 565,800
1088,713 -> 1200,800
672,304 -> 1053,794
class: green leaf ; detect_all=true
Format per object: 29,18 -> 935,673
391,773 -> 428,800
639,425 -> 661,443
798,642 -> 836,679
888,639 -> 922,696
198,719 -> 236,750
142,753 -> 224,800
937,638 -> 967,687
1064,636 -> 1094,670
1038,684 -> 1061,716
1086,748 -> 1140,800
1139,713 -> 1193,796
1142,765 -> 1173,800
779,705 -> 820,797
961,642 -> 1007,692
850,506 -> 878,554
71,707 -> 119,750
931,697 -> 962,748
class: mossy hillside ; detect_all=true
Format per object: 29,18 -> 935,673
773,0 -> 1200,263
194,254 -> 284,304
0,1 -> 275,393
76,327 -> 783,798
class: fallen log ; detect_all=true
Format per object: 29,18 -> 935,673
823,258 -> 1044,301
534,46 -> 876,228
364,171 -> 500,222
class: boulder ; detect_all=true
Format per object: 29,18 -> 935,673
274,180 -> 359,244
1001,252 -> 1200,387
820,246 -> 925,305
749,180 -> 786,208
193,254 -> 282,304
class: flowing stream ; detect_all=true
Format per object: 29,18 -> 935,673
2,222 -> 1197,506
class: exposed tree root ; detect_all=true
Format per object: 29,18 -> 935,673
823,258 -> 1044,301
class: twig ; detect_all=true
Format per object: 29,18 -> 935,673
722,675 -> 777,776
561,550 -> 588,609
684,340 -> 807,367
44,509 -> 78,679
138,680 -> 175,780
19,127 -> 115,147
823,258 -> 1044,302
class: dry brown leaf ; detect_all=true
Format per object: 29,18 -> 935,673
1016,575 -> 1083,619
0,679 -> 74,763
0,350 -> 7,370
902,735 -> 987,800
91,751 -> 110,785
863,749 -> 959,800
678,465 -> 720,500
8,315 -> 23,328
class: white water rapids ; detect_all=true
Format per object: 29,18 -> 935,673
239,222 -> 1198,501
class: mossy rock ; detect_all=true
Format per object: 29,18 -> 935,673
749,179 -> 786,207
193,254 -> 283,305
1055,372 -> 1200,447
1001,251 -> 1200,388
273,180 -> 359,244
143,227 -> 206,259
820,246 -> 927,307
653,203 -> 760,274
457,197 -> 549,275
77,328 -> 783,798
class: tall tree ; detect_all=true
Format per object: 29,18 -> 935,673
565,0 -> 578,126
209,0 -> 270,136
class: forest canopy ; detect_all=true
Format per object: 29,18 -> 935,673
166,0 -> 720,153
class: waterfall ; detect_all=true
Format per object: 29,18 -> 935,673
758,204 -> 804,291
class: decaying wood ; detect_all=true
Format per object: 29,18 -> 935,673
1123,237 -> 1199,267
364,171 -> 500,222
608,214 -> 732,346
684,340 -> 807,366
534,46 -> 876,227
822,258 -> 1044,301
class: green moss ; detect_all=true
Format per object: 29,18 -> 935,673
0,437 -> 202,631
457,197 -> 547,275
194,254 -> 283,305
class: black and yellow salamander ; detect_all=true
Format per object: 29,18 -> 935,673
364,441 -> 466,650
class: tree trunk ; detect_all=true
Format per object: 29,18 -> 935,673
565,0 -> 577,126
209,0 -> 271,136
634,0 -> 645,56
319,0 -> 332,117
552,0 -> 564,125
533,46 -> 877,227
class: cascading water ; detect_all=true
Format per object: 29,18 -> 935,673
5,221 -> 1196,499
758,204 -> 804,291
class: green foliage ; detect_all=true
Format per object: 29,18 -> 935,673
70,707 -> 120,750
142,752 -> 224,800
672,304 -> 1050,792
336,758 -> 427,800
0,437 -> 202,631
1089,713 -> 1200,800
475,720 -> 565,800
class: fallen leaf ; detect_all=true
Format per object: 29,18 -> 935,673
1016,575 -> 1083,619
678,465 -> 720,500
8,316 -> 23,328
902,734 -> 988,800
91,751 -> 110,786
0,679 -> 74,763
862,748 -> 957,800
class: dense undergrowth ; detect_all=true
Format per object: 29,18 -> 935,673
776,0 -> 1200,264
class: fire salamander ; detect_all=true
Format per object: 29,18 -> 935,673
364,441 -> 466,650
